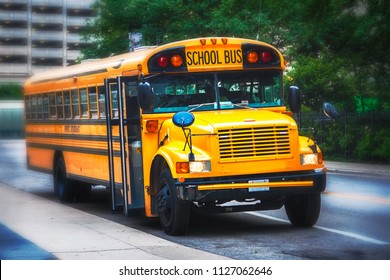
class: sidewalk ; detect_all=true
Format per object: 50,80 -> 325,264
0,182 -> 229,260
325,161 -> 390,178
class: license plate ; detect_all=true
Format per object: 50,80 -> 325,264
248,179 -> 270,192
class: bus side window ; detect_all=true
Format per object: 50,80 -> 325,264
56,91 -> 64,119
25,96 -> 31,120
43,94 -> 49,119
31,95 -> 37,120
98,86 -> 106,119
64,91 -> 71,119
37,95 -> 43,119
71,89 -> 80,119
88,86 -> 98,119
110,84 -> 119,118
49,93 -> 56,119
80,88 -> 88,118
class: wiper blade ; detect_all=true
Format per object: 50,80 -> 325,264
232,102 -> 258,110
188,102 -> 215,112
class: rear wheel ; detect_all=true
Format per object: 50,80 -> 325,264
157,168 -> 190,235
54,157 -> 91,202
54,157 -> 74,202
284,193 -> 321,227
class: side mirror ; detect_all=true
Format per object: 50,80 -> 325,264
138,82 -> 153,111
288,86 -> 301,113
172,111 -> 195,128
323,102 -> 339,120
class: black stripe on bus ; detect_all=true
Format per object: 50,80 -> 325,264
25,132 -> 112,142
27,164 -> 52,175
68,173 -> 110,187
25,119 -> 106,125
26,142 -> 122,157
30,68 -> 109,84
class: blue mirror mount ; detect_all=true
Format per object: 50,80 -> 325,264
172,111 -> 195,161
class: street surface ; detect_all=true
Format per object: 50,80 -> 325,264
0,139 -> 389,259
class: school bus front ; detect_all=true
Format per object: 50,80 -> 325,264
137,38 -> 326,235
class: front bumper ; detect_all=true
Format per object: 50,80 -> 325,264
175,169 -> 326,202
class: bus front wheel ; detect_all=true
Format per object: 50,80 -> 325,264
157,168 -> 190,236
284,193 -> 321,227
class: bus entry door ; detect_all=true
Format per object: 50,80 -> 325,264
104,77 -> 144,216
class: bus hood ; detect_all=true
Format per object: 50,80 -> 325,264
193,109 -> 297,131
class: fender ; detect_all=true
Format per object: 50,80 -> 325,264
153,140 -> 211,178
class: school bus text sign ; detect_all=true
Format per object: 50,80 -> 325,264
185,45 -> 243,71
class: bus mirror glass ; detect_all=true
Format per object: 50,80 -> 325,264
138,82 -> 153,111
172,111 -> 195,128
323,102 -> 339,120
288,86 -> 301,113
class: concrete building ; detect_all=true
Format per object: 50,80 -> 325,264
0,0 -> 96,84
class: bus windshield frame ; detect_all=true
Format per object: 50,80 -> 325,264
148,70 -> 283,113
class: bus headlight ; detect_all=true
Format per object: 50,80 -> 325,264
176,161 -> 211,173
190,161 -> 211,173
300,154 -> 318,165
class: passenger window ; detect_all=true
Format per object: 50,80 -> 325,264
31,95 -> 37,119
71,89 -> 79,119
88,86 -> 98,119
25,97 -> 31,120
49,93 -> 56,119
98,86 -> 106,119
42,94 -> 49,119
56,92 -> 64,119
64,91 -> 71,119
37,95 -> 43,119
80,89 -> 88,118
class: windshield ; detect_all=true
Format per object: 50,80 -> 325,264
148,70 -> 282,113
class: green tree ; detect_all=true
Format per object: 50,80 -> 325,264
0,84 -> 23,100
82,0 -> 389,112
278,0 -> 390,111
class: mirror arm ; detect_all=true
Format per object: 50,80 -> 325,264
182,127 -> 195,161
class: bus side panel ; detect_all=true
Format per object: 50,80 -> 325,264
63,151 -> 124,185
27,147 -> 54,173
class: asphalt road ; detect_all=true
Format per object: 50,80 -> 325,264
1,139 -> 389,260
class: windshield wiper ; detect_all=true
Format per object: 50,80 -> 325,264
232,102 -> 258,110
188,102 -> 215,112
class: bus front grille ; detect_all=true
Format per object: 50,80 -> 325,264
218,125 -> 291,160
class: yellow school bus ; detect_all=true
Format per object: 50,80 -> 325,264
24,37 -> 327,235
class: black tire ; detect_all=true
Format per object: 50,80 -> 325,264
54,157 -> 74,202
157,168 -> 190,235
284,193 -> 321,227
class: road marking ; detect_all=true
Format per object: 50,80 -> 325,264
324,191 -> 390,204
245,212 -> 390,245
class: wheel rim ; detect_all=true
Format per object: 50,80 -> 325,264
157,183 -> 172,226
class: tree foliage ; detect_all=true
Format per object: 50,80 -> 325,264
0,84 -> 23,100
82,0 -> 389,112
